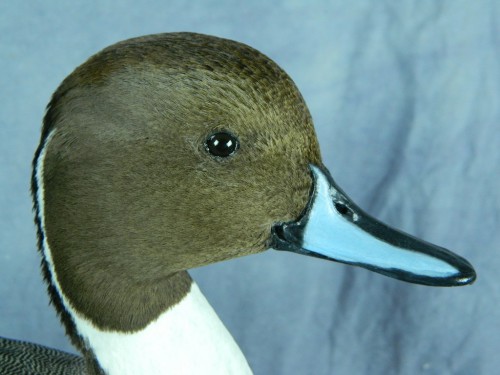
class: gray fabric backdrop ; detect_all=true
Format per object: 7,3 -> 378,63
1,1 -> 498,374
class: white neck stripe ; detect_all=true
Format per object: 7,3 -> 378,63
34,129 -> 253,374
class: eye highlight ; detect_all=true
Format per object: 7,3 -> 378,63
204,131 -> 239,158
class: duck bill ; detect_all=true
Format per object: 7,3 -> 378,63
271,164 -> 476,286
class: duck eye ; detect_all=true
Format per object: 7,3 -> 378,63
204,132 -> 239,158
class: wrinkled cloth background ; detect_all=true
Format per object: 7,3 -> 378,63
0,1 -> 498,374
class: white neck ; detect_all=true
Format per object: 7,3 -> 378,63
73,282 -> 253,375
35,131 -> 252,374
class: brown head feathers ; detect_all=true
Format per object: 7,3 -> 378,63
33,32 -> 322,337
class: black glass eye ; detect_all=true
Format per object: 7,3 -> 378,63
205,131 -> 239,158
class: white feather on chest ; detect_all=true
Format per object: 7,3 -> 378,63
74,283 -> 253,375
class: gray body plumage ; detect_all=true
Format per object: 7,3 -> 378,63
0,337 -> 84,375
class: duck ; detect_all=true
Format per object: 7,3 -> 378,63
0,32 -> 475,375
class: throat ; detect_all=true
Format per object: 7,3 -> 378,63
73,281 -> 253,375
33,130 -> 251,374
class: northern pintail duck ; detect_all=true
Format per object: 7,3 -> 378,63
0,32 -> 475,375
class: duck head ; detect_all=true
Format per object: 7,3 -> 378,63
33,33 -> 475,339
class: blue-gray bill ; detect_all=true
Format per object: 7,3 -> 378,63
271,164 -> 476,287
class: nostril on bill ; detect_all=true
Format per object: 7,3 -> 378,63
334,202 -> 350,216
